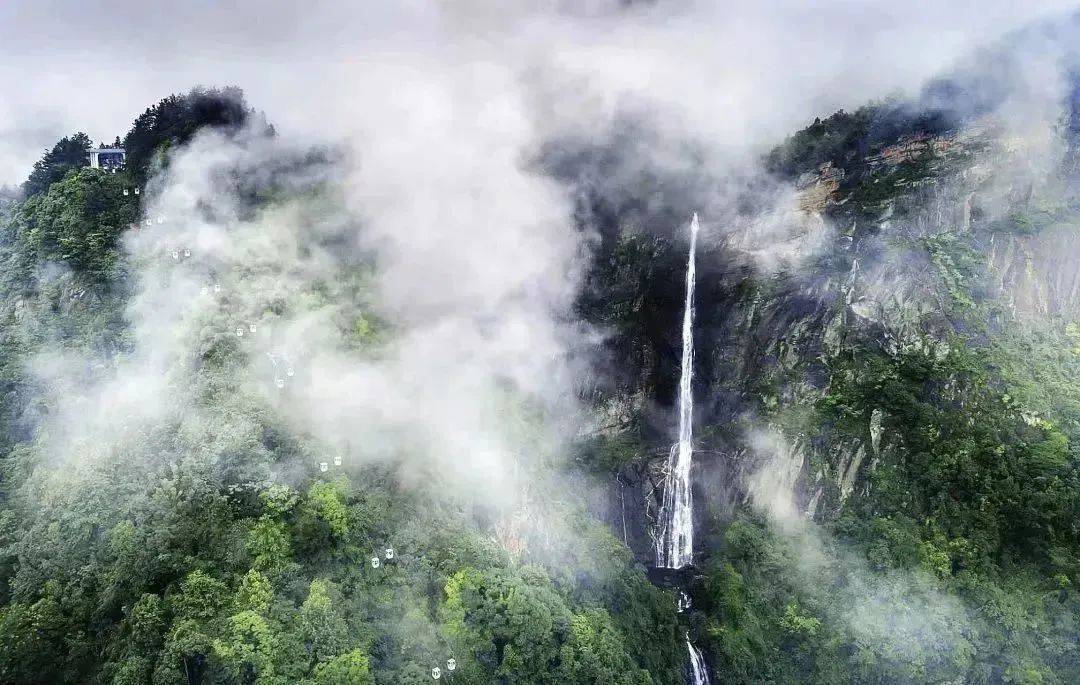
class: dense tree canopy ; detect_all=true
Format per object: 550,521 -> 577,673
22,132 -> 93,199
11,167 -> 139,279
123,86 -> 272,182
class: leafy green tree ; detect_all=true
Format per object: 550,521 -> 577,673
153,571 -> 230,683
0,588 -> 67,683
213,610 -> 282,684
441,566 -> 573,683
248,515 -> 294,576
557,608 -> 652,685
155,618 -> 215,685
312,649 -> 374,685
294,481 -> 351,559
106,592 -> 168,681
170,570 -> 229,623
112,656 -> 155,685
22,132 -> 92,198
297,579 -> 349,670
236,570 -> 273,614
247,485 -> 299,577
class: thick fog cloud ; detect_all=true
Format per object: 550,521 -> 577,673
1,1 -> 1077,186
27,113 -> 586,511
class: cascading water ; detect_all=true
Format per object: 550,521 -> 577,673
655,213 -> 700,569
652,215 -> 711,684
686,633 -> 712,685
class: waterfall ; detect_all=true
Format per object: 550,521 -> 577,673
655,213 -> 700,569
687,633 -> 711,685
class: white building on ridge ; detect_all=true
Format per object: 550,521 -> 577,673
87,147 -> 126,170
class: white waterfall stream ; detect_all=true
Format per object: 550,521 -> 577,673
655,213 -> 700,569
652,215 -> 712,684
687,633 -> 712,685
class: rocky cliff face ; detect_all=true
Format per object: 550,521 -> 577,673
987,225 -> 1080,318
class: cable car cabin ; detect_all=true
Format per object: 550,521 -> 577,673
87,147 -> 126,171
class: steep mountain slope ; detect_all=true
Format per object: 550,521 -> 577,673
563,35 -> 1080,683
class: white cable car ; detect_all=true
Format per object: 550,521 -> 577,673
275,378 -> 285,389
123,189 -> 129,196
319,462 -> 328,472
432,667 -> 441,680
248,323 -> 257,333
286,366 -> 295,377
235,327 -> 244,337
385,547 -> 394,560
145,219 -> 152,227
370,557 -> 380,568
134,188 -> 140,195
157,217 -> 164,224
333,455 -> 342,467
200,286 -> 209,296
214,283 -> 221,293
183,249 -> 191,258
171,250 -> 179,261
447,658 -> 456,671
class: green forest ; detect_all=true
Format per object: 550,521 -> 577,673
2,28 -> 1080,685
